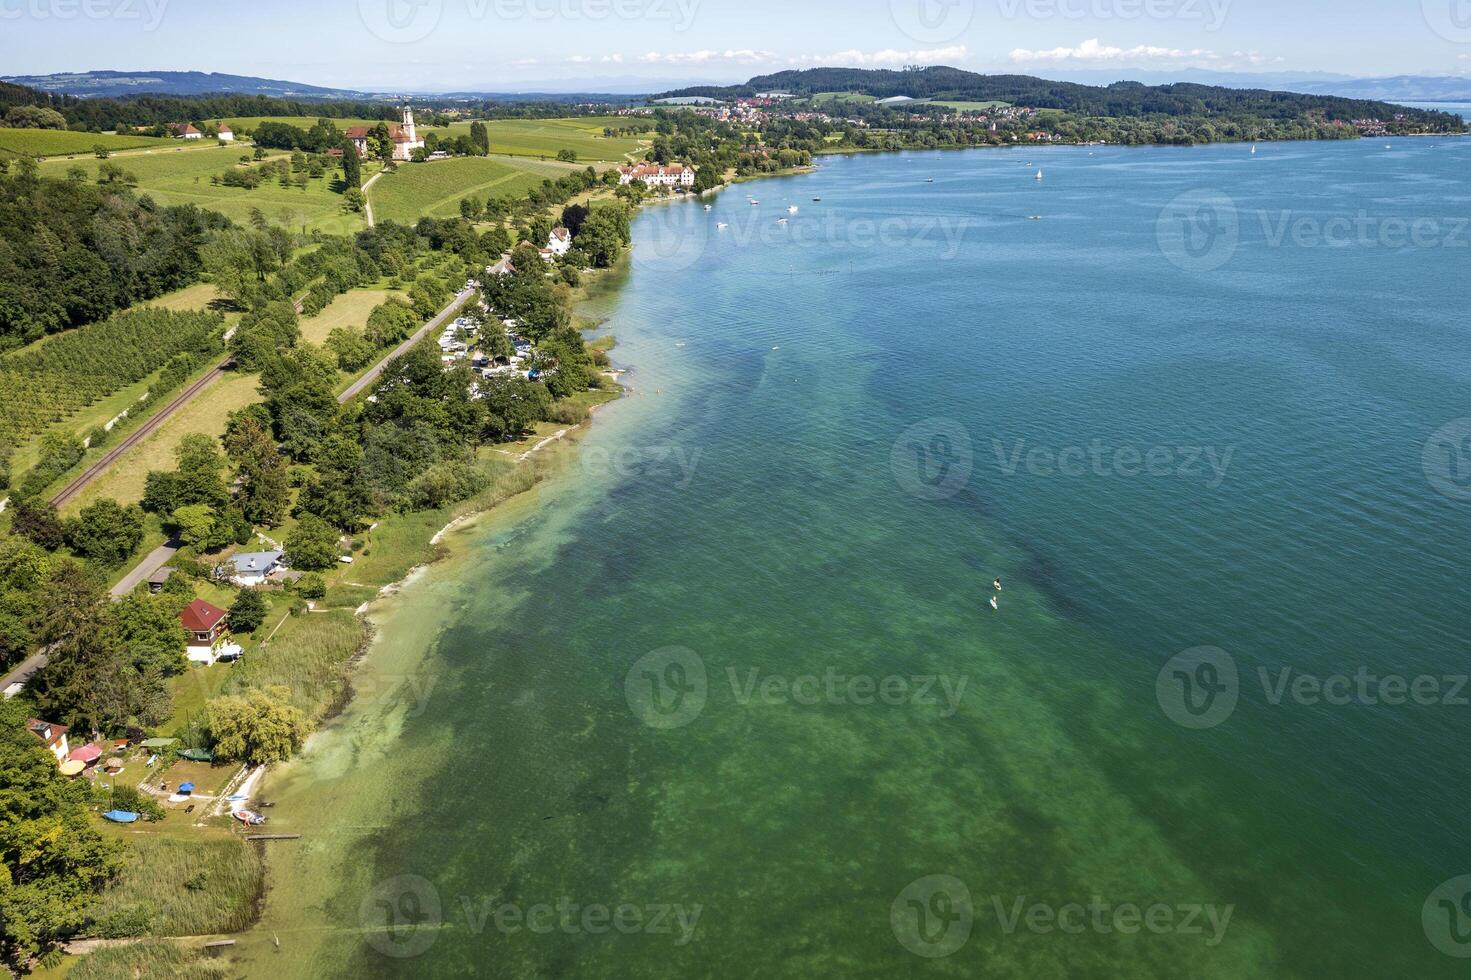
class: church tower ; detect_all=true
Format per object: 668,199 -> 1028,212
402,106 -> 417,143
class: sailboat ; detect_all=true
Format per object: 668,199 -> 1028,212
1034,169 -> 1043,181
1251,144 -> 1257,155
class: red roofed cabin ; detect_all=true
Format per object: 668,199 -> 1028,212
180,599 -> 228,647
26,718 -> 70,763
345,108 -> 425,162
170,123 -> 203,139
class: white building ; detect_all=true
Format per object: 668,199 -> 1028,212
216,124 -> 235,142
227,550 -> 283,588
618,164 -> 696,189
545,226 -> 573,257
345,107 -> 425,162
26,718 -> 70,763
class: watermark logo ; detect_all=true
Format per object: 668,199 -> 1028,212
631,204 -> 711,274
0,0 -> 169,28
992,438 -> 1234,488
993,895 -> 1234,944
995,0 -> 1230,30
1423,418 -> 1471,502
360,875 -> 443,958
890,0 -> 975,43
1157,647 -> 1239,729
1157,190 -> 1239,273
358,0 -> 443,42
891,875 -> 973,958
580,443 -> 703,488
1424,875 -> 1471,957
892,418 -> 974,501
625,647 -> 707,729
1423,0 -> 1471,43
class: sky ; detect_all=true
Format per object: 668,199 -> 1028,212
2,0 -> 1470,91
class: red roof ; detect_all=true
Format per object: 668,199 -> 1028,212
26,718 -> 67,747
180,599 -> 227,633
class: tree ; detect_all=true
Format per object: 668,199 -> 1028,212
223,410 -> 290,527
326,327 -> 376,371
556,148 -> 578,163
284,514 -> 340,571
170,504 -> 219,549
64,499 -> 145,567
207,686 -> 308,765
3,105 -> 67,129
0,699 -> 122,967
9,498 -> 65,551
228,588 -> 268,634
469,120 -> 489,155
481,374 -> 552,442
341,141 -> 362,188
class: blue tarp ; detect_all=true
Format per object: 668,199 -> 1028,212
102,810 -> 140,823
177,782 -> 195,793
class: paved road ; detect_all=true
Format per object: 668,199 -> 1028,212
110,542 -> 181,599
0,652 -> 48,698
337,288 -> 475,404
50,361 -> 231,510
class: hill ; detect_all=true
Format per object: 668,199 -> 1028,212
658,66 -> 1462,128
1,70 -> 369,100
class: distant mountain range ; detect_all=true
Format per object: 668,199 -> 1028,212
7,67 -> 1471,106
0,70 -> 372,100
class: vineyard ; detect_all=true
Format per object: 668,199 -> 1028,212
0,307 -> 224,457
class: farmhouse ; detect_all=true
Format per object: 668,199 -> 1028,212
345,107 -> 425,162
26,718 -> 69,763
170,123 -> 203,139
216,124 -> 234,142
618,163 -> 696,189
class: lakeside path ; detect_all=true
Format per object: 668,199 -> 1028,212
337,287 -> 474,403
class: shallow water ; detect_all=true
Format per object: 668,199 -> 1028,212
241,139 -> 1471,978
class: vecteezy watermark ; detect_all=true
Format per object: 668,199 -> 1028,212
1423,0 -> 1471,44
994,0 -> 1230,31
992,895 -> 1235,945
638,207 -> 975,275
358,875 -> 703,958
1157,190 -> 1241,273
1159,190 -> 1471,273
348,670 -> 439,720
892,418 -> 974,501
358,0 -> 698,43
1424,875 -> 1471,958
1423,418 -> 1471,503
0,0 -> 168,28
891,875 -> 974,958
625,649 -> 969,728
1158,647 -> 1471,730
890,0 -> 975,43
360,875 -> 443,959
460,896 -> 702,945
625,647 -> 707,730
579,444 -> 703,488
992,438 -> 1235,488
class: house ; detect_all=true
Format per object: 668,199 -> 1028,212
545,226 -> 573,258
26,718 -> 69,763
617,164 -> 696,189
486,253 -> 515,277
170,123 -> 203,139
180,599 -> 231,665
344,107 -> 425,162
147,567 -> 174,594
216,124 -> 234,142
227,551 -> 283,588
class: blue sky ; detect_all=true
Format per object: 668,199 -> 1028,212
2,0 -> 1470,90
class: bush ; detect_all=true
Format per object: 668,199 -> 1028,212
228,588 -> 269,634
109,783 -> 166,822
295,573 -> 327,600
547,401 -> 590,426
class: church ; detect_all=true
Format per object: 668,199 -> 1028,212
345,107 -> 425,162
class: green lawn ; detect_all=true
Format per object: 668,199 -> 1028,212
932,100 -> 1013,111
0,126 -> 176,158
474,117 -> 648,162
299,287 -> 402,345
368,155 -> 578,224
811,92 -> 877,104
35,143 -> 369,234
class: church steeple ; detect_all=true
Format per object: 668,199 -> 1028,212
402,106 -> 416,143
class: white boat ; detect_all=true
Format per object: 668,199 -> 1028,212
1251,145 -> 1257,154
990,596 -> 999,611
1035,170 -> 1043,181
787,205 -> 799,214
777,217 -> 788,225
704,204 -> 712,211
717,223 -> 729,229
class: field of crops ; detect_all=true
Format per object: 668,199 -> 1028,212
35,143 -> 369,234
0,126 -> 176,158
225,116 -> 646,162
0,307 -> 223,454
368,155 -> 578,224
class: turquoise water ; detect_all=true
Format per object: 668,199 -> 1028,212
255,139 -> 1471,977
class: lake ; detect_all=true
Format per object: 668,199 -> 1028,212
240,138 -> 1471,978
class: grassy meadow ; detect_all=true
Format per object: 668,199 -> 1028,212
368,154 -> 578,224
932,100 -> 1013,111
87,834 -> 265,938
35,143 -> 369,234
0,126 -> 177,158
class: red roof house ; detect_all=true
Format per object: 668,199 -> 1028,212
26,718 -> 70,763
180,599 -> 228,647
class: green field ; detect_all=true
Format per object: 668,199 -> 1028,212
811,92 -> 877,104
0,126 -> 177,158
368,155 -> 578,224
35,143 -> 369,234
932,100 -> 1013,111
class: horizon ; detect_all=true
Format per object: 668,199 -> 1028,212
2,0 -> 1470,92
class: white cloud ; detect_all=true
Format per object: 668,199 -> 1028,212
637,49 -> 776,65
510,57 -> 540,67
567,55 -> 593,64
1010,38 -> 1216,63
